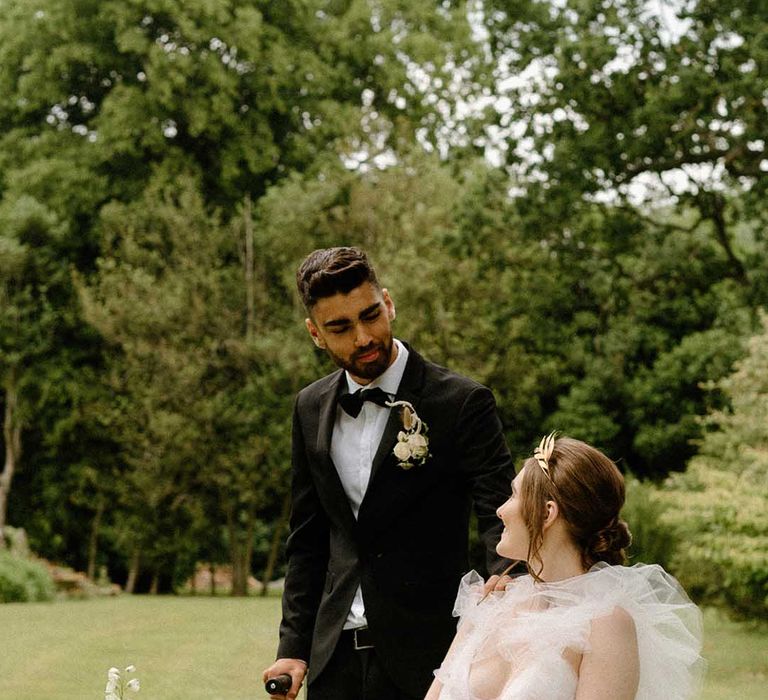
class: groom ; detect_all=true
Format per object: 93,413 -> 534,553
263,247 -> 513,699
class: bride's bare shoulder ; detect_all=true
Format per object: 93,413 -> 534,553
574,607 -> 639,699
591,606 -> 637,642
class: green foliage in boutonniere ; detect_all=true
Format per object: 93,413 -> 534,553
386,400 -> 430,470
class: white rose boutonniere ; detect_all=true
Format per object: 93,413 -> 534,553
386,400 -> 430,470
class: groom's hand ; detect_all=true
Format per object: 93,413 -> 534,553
482,573 -> 513,597
262,658 -> 307,699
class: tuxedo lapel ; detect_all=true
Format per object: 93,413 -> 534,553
316,371 -> 343,457
314,371 -> 358,531
368,407 -> 402,483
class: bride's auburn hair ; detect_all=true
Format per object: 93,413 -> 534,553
520,437 -> 632,578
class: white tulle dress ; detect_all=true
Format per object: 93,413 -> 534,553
433,563 -> 704,700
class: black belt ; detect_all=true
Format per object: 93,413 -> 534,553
342,626 -> 374,650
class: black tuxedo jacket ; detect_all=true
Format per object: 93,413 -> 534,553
277,345 -> 513,696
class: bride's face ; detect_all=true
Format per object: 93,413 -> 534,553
496,467 -> 530,560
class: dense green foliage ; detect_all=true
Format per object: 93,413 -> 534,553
0,551 -> 55,602
655,314 -> 768,619
621,315 -> 768,619
0,0 -> 486,590
0,0 -> 766,614
620,476 -> 676,571
479,0 -> 768,471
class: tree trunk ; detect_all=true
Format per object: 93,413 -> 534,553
228,505 -> 256,597
0,368 -> 22,548
87,495 -> 105,580
232,549 -> 246,596
243,195 -> 255,341
125,547 -> 141,594
231,212 -> 260,593
209,562 -> 216,596
260,491 -> 291,596
699,192 -> 749,285
243,510 -> 255,592
149,572 -> 159,595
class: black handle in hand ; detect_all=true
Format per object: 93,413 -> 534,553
265,674 -> 292,695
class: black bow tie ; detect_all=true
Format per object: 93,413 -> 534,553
338,387 -> 392,418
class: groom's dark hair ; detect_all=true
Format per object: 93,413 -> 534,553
297,247 -> 380,310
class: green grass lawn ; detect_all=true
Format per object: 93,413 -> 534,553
700,607 -> 768,700
0,595 -> 765,699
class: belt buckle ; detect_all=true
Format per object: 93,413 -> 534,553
353,627 -> 374,650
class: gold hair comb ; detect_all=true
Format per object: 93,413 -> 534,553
533,431 -> 557,480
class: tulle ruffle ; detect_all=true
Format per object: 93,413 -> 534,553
434,563 -> 704,700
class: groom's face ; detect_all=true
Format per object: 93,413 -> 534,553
306,282 -> 397,385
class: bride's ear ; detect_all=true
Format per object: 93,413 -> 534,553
542,500 -> 560,531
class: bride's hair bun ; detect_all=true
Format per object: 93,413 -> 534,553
587,519 -> 632,566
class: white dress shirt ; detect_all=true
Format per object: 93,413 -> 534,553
330,338 -> 409,629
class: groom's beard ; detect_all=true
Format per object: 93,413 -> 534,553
325,335 -> 394,381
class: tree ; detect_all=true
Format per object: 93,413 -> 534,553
78,175 -> 321,592
655,312 -> 768,619
481,0 -> 768,287
0,0 -> 494,569
0,196 -> 63,542
536,207 -> 753,475
76,178 -> 233,589
0,0 -> 488,209
466,0 -> 768,472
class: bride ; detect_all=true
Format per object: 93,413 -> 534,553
425,434 -> 704,700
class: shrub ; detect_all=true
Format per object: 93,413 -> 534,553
649,313 -> 768,620
0,551 -> 55,603
621,476 -> 677,571
657,463 -> 768,620
2,525 -> 30,556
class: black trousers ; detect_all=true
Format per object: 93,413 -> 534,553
308,630 -> 423,700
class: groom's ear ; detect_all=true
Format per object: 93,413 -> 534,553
305,318 -> 326,349
382,288 -> 396,322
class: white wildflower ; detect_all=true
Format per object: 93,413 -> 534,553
104,664 -> 140,699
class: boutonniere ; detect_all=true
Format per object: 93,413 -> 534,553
385,400 -> 430,470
